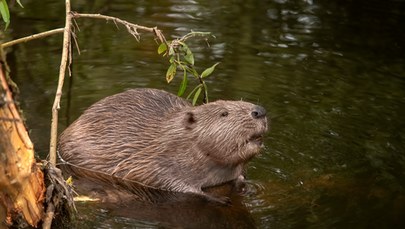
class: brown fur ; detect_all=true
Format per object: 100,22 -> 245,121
58,88 -> 268,204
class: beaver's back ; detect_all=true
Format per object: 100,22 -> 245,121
58,88 -> 191,175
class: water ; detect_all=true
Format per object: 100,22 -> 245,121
4,0 -> 405,228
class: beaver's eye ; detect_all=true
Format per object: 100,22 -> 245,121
221,111 -> 229,117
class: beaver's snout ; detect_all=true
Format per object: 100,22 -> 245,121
251,105 -> 266,119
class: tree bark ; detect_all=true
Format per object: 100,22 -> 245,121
0,59 -> 45,228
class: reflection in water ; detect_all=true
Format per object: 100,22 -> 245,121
70,179 -> 256,228
5,0 -> 405,228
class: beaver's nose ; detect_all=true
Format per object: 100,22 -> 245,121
251,105 -> 266,119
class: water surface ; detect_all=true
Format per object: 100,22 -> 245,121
4,0 -> 405,228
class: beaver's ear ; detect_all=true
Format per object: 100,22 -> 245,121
184,112 -> 197,130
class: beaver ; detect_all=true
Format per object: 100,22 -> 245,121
58,88 -> 268,204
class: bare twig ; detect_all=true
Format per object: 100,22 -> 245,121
168,31 -> 212,54
42,203 -> 55,229
49,0 -> 72,166
71,31 -> 81,55
42,161 -> 76,229
178,31 -> 212,42
71,12 -> 166,44
1,28 -> 64,48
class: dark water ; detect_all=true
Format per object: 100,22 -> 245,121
4,0 -> 405,228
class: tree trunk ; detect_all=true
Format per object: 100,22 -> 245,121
0,58 -> 45,228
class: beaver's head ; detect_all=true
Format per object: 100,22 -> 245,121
176,100 -> 268,166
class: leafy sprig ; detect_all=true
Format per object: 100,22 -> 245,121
158,31 -> 219,105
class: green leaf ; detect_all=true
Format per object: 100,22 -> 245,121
192,87 -> 202,106
201,62 -> 220,78
16,0 -> 24,8
177,41 -> 186,51
166,63 -> 177,83
157,43 -> 167,55
186,85 -> 201,100
168,46 -> 175,56
177,70 -> 188,96
177,42 -> 194,65
0,0 -> 10,30
184,52 -> 194,65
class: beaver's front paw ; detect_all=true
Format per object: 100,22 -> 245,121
204,194 -> 232,206
232,175 -> 247,193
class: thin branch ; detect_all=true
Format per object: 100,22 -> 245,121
42,203 -> 55,229
71,31 -> 81,55
1,28 -> 64,48
179,31 -> 212,42
49,0 -> 72,166
71,12 -> 166,44
72,17 -> 80,32
168,31 -> 212,52
71,18 -> 81,55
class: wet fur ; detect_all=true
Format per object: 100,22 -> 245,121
58,88 -> 267,203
